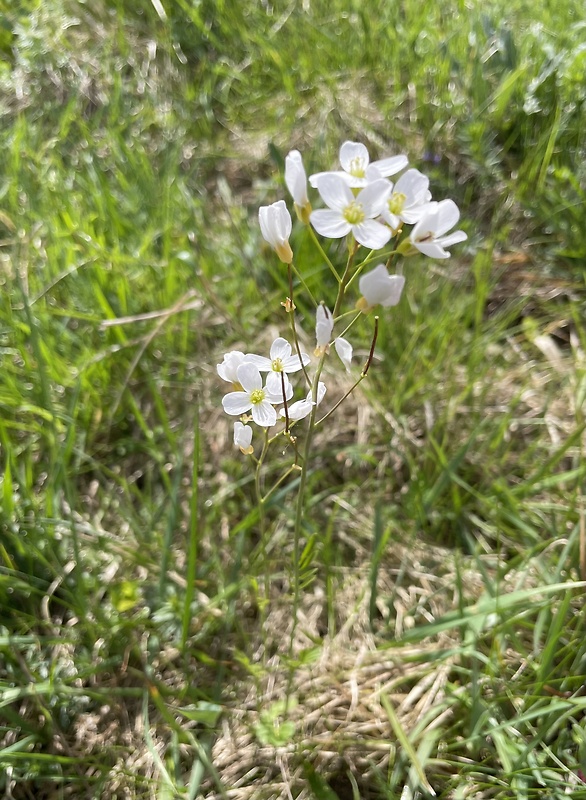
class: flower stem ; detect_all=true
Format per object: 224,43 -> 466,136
315,316 -> 379,426
288,353 -> 326,671
288,262 -> 312,388
308,226 -> 340,283
254,429 -> 271,651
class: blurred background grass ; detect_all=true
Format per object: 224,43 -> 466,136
1,0 -> 586,797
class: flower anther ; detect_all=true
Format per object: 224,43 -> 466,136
343,201 -> 365,225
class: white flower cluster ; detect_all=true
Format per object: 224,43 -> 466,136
219,141 -> 467,455
218,339 -> 326,453
277,140 -> 467,259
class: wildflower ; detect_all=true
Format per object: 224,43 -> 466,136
217,350 -> 248,387
245,337 -> 310,395
379,169 -> 434,231
357,264 -> 405,311
409,199 -> 467,259
222,363 -> 292,428
280,382 -> 327,422
310,141 -> 408,189
259,200 -> 293,264
315,304 -> 334,355
234,421 -> 253,455
334,337 -> 353,371
310,176 -> 392,249
285,150 -> 311,224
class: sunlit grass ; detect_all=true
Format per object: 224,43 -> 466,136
1,0 -> 586,797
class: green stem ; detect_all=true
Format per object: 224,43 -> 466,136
254,428 -> 270,643
316,316 -> 379,426
288,261 -> 312,388
288,353 -> 327,672
308,226 -> 340,283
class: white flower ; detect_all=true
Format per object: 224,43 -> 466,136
310,176 -> 392,249
315,304 -> 334,354
259,200 -> 293,263
334,337 -> 353,371
310,141 -> 408,189
358,264 -> 405,310
285,150 -> 311,223
245,337 -> 309,395
379,169 -> 434,230
222,363 -> 292,428
409,199 -> 467,259
217,351 -> 248,385
280,382 -> 327,421
233,421 -> 253,455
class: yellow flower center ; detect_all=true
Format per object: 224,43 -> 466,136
250,388 -> 265,405
348,157 -> 366,178
271,358 -> 284,372
388,192 -> 406,216
343,201 -> 365,225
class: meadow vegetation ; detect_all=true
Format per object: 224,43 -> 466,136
1,0 -> 586,797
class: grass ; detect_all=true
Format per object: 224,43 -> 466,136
1,0 -> 586,797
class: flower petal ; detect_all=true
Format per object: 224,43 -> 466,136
437,230 -> 467,249
339,141 -> 370,174
265,370 -> 291,396
217,350 -> 246,383
282,351 -> 310,372
236,362 -> 263,392
335,337 -> 353,371
352,219 -> 391,249
413,240 -> 451,259
251,401 -> 277,428
434,199 -> 461,237
356,179 -> 392,217
269,337 -> 292,361
370,153 -> 408,177
282,397 -> 314,421
222,392 -> 252,416
313,174 -> 354,211
244,354 -> 272,371
285,150 -> 308,207
234,421 -> 253,449
310,209 -> 352,239
394,168 -> 429,203
316,304 -> 334,348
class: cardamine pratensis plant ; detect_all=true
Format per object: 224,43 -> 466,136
216,141 -> 467,646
